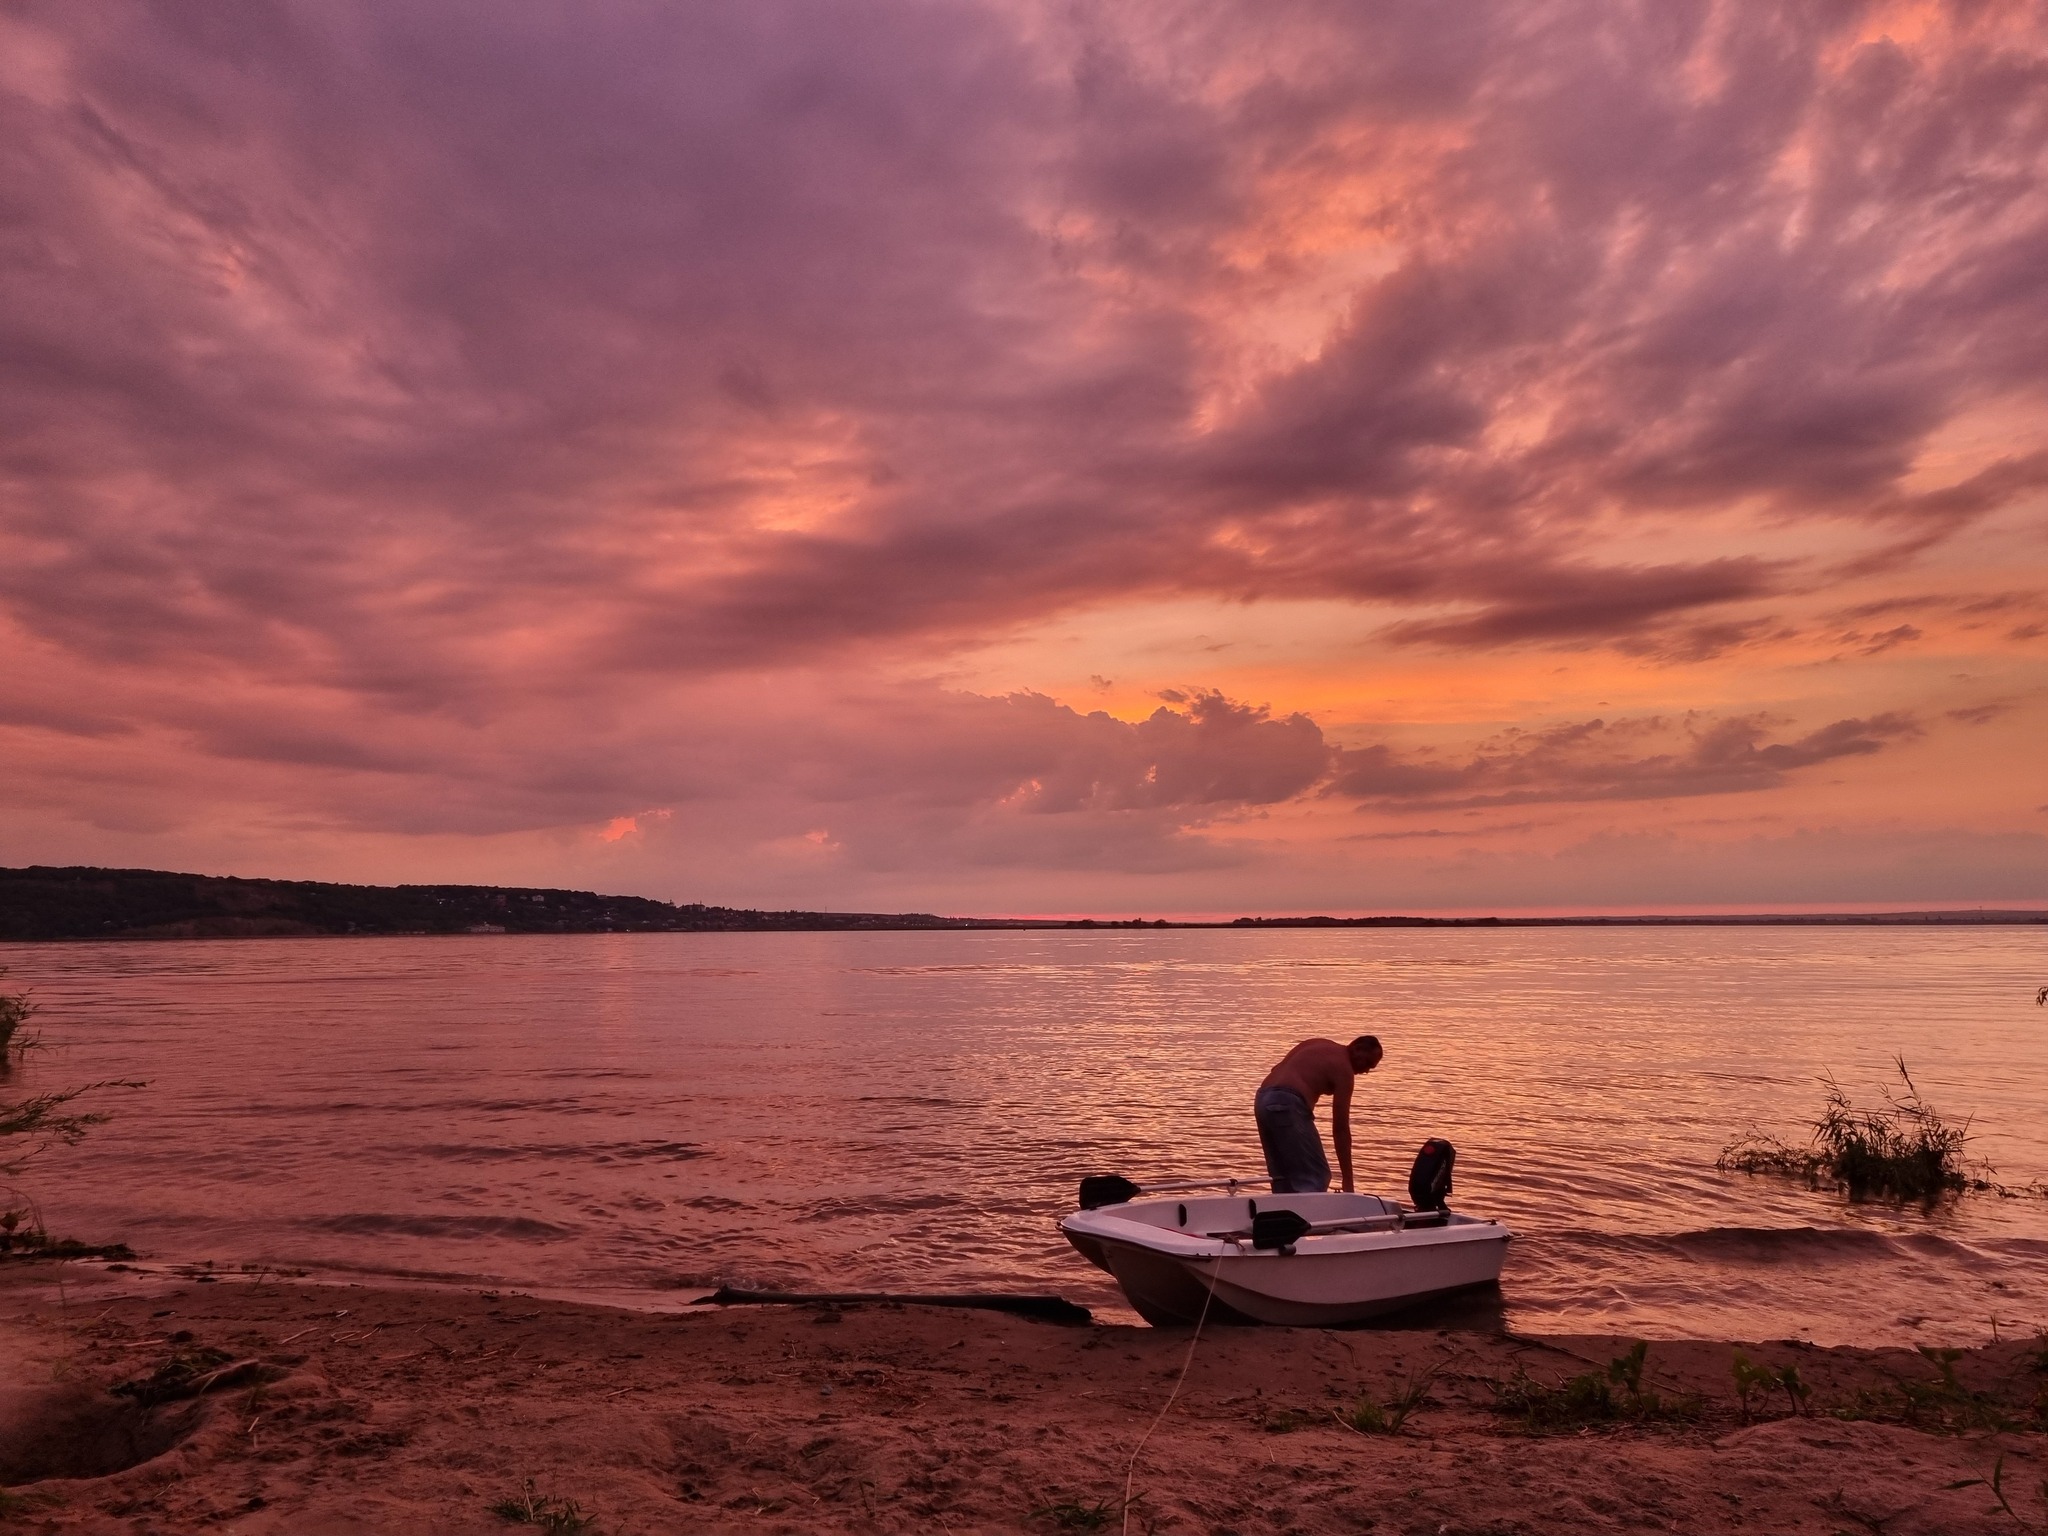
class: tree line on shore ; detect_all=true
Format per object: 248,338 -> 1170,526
0,865 -> 985,941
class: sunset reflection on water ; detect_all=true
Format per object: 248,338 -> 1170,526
7,927 -> 2046,1344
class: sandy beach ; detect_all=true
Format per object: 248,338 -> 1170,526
3,1264 -> 2044,1535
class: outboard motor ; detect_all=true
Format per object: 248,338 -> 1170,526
1407,1138 -> 1455,1213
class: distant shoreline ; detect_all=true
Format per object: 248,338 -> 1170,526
1,863 -> 2042,940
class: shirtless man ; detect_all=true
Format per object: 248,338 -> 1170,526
1255,1036 -> 1383,1194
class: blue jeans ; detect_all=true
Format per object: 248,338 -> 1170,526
1254,1086 -> 1330,1194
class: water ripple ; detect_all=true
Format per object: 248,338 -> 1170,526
6,926 -> 2045,1344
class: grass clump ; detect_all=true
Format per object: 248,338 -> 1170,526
110,1346 -> 264,1405
3,1087 -> 135,1265
1892,1347 -> 2012,1433
0,973 -> 34,1072
1825,1345 -> 2023,1433
1730,1352 -> 1809,1423
1335,1366 -> 1438,1435
1489,1342 -> 1699,1433
0,976 -> 144,1265
1027,1495 -> 1123,1531
3,968 -> 150,1179
1492,1367 -> 1613,1429
1718,1057 -> 1991,1203
1,1085 -> 129,1177
1253,1404 -> 1319,1434
0,1481 -> 59,1522
491,1481 -> 601,1535
1945,1456 -> 2048,1535
1986,1454 -> 2048,1534
1608,1340 -> 1701,1421
1,972 -> 143,1181
0,1202 -> 133,1261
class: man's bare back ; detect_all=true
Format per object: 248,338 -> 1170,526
1255,1035 -> 1383,1194
1259,1037 -> 1358,1107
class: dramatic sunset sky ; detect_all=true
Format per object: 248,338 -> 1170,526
2,2 -> 2044,917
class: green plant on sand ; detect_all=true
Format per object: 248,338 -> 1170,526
1717,1057 -> 1990,1202
490,1480 -> 601,1535
1893,1347 -> 2012,1433
1027,1494 -> 1124,1531
0,1482 -> 41,1520
1335,1366 -> 1439,1435
1491,1366 -> 1616,1430
1946,1455 -> 2048,1534
1730,1353 -> 1809,1424
0,1191 -> 134,1260
1821,1343 -> 2026,1433
1255,1405 -> 1319,1434
1489,1342 -> 1699,1432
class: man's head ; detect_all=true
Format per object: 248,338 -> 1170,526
1348,1035 -> 1383,1073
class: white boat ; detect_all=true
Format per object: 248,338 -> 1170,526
1061,1186 -> 1509,1327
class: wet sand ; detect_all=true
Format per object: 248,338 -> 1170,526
3,1265 -> 2045,1535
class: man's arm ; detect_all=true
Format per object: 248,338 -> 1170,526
1331,1079 -> 1354,1193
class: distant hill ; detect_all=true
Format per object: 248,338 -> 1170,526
0,865 -> 2040,941
0,865 -> 999,941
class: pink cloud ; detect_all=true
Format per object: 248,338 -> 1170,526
0,2 -> 2043,906
1328,712 -> 1925,812
9,5 -> 2047,674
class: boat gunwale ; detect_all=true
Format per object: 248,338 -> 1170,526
1061,1203 -> 1510,1261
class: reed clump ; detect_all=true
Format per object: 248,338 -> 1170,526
1,970 -> 143,1179
0,971 -> 35,1073
2,970 -> 145,1261
1,1084 -> 122,1177
1717,1057 -> 1991,1203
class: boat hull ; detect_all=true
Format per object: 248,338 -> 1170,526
1061,1192 -> 1509,1328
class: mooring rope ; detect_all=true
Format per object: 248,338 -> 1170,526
1120,1252 -> 1224,1536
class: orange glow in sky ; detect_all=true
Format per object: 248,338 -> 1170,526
0,3 -> 2043,917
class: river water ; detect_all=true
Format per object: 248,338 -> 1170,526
4,927 -> 2044,1344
